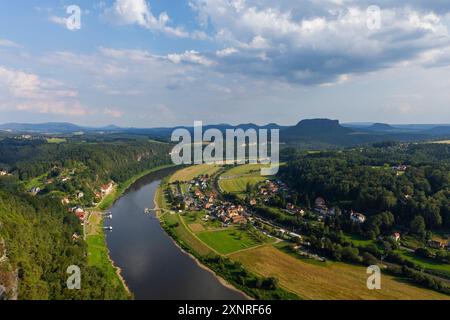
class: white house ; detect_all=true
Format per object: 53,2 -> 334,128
350,211 -> 366,224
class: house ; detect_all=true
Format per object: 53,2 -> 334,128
350,211 -> 366,224
29,187 -> 40,196
72,233 -> 80,241
249,198 -> 257,206
72,206 -> 84,214
314,197 -> 329,215
0,170 -> 8,176
232,215 -> 247,224
227,207 -> 239,217
101,182 -> 114,195
315,197 -> 326,207
77,192 -> 84,199
205,202 -> 213,210
287,203 -> 295,211
194,190 -> 204,198
428,239 -> 446,249
75,211 -> 85,221
61,197 -> 70,205
288,232 -> 302,240
393,165 -> 408,172
391,232 -> 401,242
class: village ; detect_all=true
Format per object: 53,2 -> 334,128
166,166 -> 450,262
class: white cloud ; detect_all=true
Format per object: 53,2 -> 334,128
0,66 -> 87,116
216,47 -> 238,57
191,0 -> 450,85
0,39 -> 20,48
49,15 -> 68,27
167,50 -> 215,66
103,0 -> 189,37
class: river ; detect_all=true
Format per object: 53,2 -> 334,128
105,167 -> 247,300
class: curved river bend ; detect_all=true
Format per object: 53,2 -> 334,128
105,167 -> 247,300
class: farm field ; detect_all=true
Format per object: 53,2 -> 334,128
219,164 -> 271,197
230,245 -> 450,300
169,164 -> 221,183
196,228 -> 263,255
161,211 -> 214,256
46,137 -> 67,144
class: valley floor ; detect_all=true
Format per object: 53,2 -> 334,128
157,164 -> 450,300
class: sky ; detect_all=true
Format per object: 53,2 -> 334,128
0,0 -> 450,127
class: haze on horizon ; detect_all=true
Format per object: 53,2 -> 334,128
1,0 -> 450,127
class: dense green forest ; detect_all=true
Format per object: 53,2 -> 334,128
280,143 -> 450,231
0,136 -> 172,299
0,187 -> 129,299
0,137 -> 171,182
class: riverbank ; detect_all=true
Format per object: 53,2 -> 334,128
153,183 -> 252,300
97,163 -> 177,211
87,164 -> 177,299
85,211 -> 131,299
155,170 -> 298,300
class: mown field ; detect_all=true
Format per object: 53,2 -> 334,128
196,228 -> 263,255
169,164 -> 221,183
230,245 -> 450,300
46,137 -> 67,144
219,164 -> 270,197
161,211 -> 214,256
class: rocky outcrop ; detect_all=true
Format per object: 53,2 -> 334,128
0,237 -> 19,300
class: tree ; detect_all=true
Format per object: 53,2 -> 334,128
410,215 -> 426,238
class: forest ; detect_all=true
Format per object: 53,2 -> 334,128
280,143 -> 450,231
0,135 -> 172,299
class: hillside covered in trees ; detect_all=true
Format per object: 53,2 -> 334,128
280,143 -> 450,233
0,136 -> 172,299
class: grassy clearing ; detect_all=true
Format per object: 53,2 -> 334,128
221,164 -> 267,177
230,245 -> 450,300
219,164 -> 270,197
86,234 -> 126,292
161,212 -> 214,256
196,228 -> 263,255
85,211 -> 130,296
169,164 -> 221,183
46,137 -> 67,144
343,234 -> 376,247
396,250 -> 450,275
24,173 -> 47,190
220,176 -> 267,196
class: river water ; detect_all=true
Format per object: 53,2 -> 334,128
105,167 -> 247,300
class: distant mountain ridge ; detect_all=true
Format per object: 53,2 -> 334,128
368,123 -> 395,131
1,119 -> 450,149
